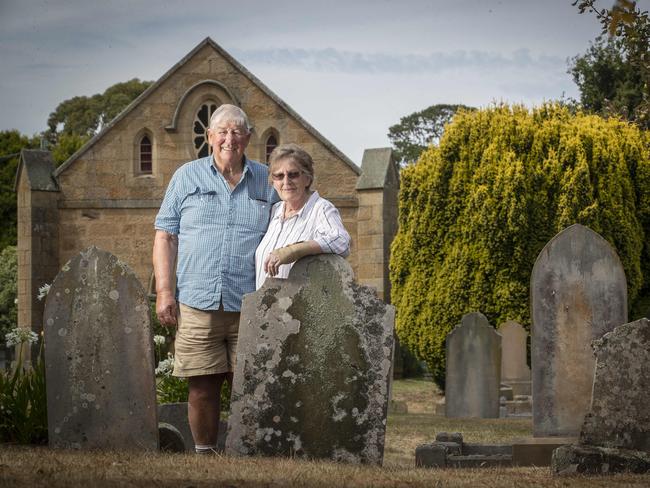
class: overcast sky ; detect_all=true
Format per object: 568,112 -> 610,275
1,0 -> 645,164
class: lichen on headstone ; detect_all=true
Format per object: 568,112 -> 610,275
43,246 -> 158,450
225,255 -> 394,464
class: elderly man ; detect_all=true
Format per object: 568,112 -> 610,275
153,104 -> 276,454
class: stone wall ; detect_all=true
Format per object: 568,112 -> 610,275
16,152 -> 60,336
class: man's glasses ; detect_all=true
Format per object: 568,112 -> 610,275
271,170 -> 302,181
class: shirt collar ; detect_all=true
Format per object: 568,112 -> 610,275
276,190 -> 320,221
207,155 -> 251,176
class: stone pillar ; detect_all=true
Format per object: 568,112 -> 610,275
15,150 -> 60,342
355,148 -> 399,302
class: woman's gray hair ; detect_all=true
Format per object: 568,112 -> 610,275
209,104 -> 252,132
268,143 -> 315,189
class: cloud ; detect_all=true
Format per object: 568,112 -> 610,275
233,47 -> 565,75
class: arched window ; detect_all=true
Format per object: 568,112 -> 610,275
194,102 -> 218,158
265,134 -> 278,163
139,135 -> 152,174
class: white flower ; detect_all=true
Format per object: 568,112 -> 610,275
5,327 -> 39,347
153,335 -> 166,346
37,283 -> 51,301
155,353 -> 174,377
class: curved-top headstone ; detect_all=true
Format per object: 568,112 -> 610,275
225,254 -> 394,465
43,246 -> 158,450
530,224 -> 627,437
445,312 -> 501,418
499,320 -> 530,383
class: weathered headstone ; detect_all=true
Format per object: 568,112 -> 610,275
552,318 -> 650,474
581,318 -> 650,451
499,320 -> 530,396
225,255 -> 394,464
530,224 -> 627,437
43,246 -> 158,450
445,312 -> 501,418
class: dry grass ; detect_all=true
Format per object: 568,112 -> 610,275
1,379 -> 648,487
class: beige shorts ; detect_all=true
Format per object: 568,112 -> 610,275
172,303 -> 240,377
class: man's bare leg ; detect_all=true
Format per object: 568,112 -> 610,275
188,372 -> 232,451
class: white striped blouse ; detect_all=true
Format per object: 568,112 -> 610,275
255,191 -> 350,289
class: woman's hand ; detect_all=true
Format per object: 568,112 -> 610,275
264,252 -> 282,277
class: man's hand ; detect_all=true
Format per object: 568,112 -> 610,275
156,291 -> 178,327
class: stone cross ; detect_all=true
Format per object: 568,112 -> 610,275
530,224 -> 627,437
498,320 -> 530,396
225,255 -> 394,465
445,312 -> 501,418
43,246 -> 158,450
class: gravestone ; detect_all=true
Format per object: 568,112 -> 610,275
552,318 -> 650,474
445,312 -> 501,418
225,255 -> 394,465
43,246 -> 158,450
530,224 -> 627,438
498,320 -> 530,396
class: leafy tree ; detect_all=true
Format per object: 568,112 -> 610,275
0,131 -> 40,250
0,246 -> 17,337
46,78 -> 152,143
571,0 -> 650,128
390,104 -> 650,389
51,133 -> 91,166
387,104 -> 475,165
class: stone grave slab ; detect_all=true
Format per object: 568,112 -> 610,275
445,312 -> 501,418
551,318 -> 650,475
225,255 -> 394,465
530,224 -> 627,437
43,246 -> 158,450
499,320 -> 530,396
580,318 -> 650,451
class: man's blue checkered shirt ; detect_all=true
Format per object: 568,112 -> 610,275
155,156 -> 277,311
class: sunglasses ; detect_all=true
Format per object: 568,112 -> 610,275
271,170 -> 302,181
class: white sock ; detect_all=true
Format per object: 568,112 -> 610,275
195,444 -> 218,454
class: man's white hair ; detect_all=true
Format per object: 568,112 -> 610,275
209,104 -> 251,132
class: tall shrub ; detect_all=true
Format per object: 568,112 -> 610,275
390,104 -> 650,389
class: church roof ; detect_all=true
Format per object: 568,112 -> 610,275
55,37 -> 359,177
14,149 -> 59,192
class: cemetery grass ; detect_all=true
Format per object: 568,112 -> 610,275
1,379 -> 648,487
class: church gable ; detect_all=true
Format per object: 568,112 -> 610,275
54,37 -> 359,204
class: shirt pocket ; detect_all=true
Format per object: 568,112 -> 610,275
180,187 -> 224,224
243,197 -> 271,233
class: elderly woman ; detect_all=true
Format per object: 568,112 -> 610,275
255,143 -> 350,289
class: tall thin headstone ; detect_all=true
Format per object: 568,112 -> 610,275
530,224 -> 627,437
225,255 -> 394,465
499,320 -> 530,396
43,247 -> 158,450
445,312 -> 501,418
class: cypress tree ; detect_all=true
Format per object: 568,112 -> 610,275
390,103 -> 650,389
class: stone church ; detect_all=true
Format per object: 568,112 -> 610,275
15,37 -> 399,332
